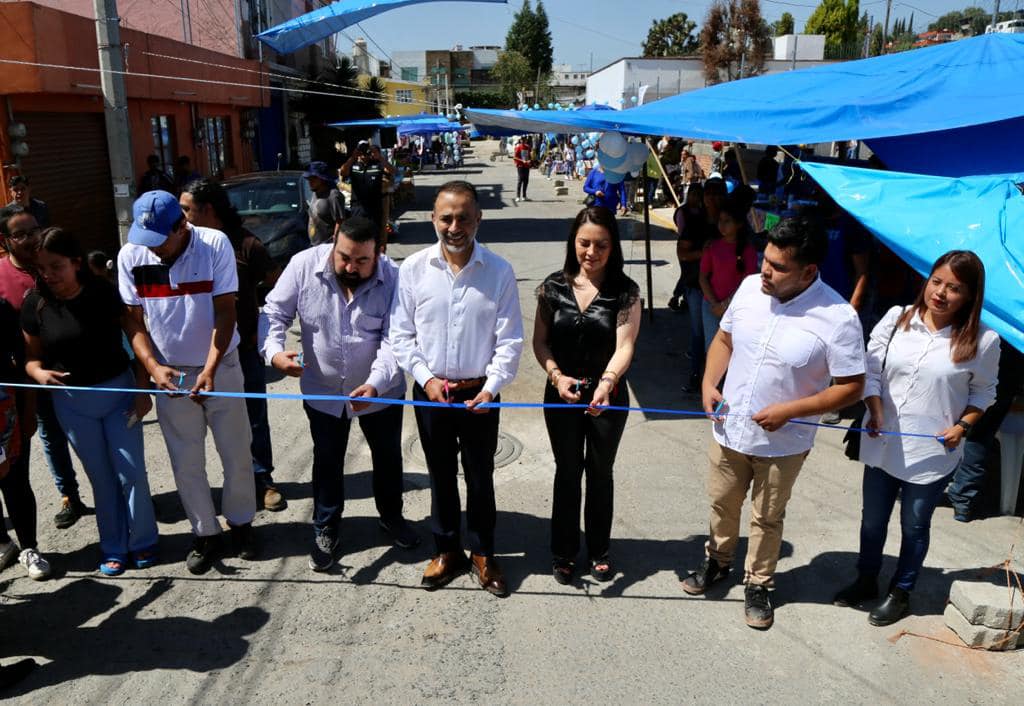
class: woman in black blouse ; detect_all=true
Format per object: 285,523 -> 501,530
22,228 -> 158,576
533,206 -> 641,584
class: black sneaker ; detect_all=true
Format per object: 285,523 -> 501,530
231,523 -> 259,560
0,658 -> 37,690
378,517 -> 421,549
54,496 -> 87,530
681,557 -> 731,595
185,534 -> 222,575
833,573 -> 879,607
744,584 -> 774,629
309,528 -> 339,572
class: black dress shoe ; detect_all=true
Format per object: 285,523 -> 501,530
869,587 -> 910,626
833,573 -> 879,607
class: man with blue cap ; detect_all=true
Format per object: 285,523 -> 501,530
304,161 -> 346,246
118,190 -> 258,575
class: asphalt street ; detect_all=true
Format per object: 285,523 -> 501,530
1,145 -> 1021,704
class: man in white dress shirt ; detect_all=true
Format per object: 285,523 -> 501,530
390,181 -> 523,597
683,212 -> 866,630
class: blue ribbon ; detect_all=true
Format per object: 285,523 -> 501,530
1,381 -> 947,443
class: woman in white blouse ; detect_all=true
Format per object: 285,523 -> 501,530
833,250 -> 999,626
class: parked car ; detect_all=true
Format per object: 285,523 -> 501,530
223,171 -> 312,265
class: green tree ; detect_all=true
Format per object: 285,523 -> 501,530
805,0 -> 861,57
492,49 -> 534,103
701,0 -> 771,84
642,12 -> 700,56
293,57 -> 382,164
533,1 -> 554,75
772,11 -> 795,36
869,23 -> 883,56
907,12 -> 914,34
504,0 -> 553,79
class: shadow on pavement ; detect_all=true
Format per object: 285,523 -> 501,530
0,577 -> 268,697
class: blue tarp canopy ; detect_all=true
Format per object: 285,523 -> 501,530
465,34 -> 1024,177
398,120 -> 465,136
467,103 -> 620,137
802,162 -> 1024,352
256,0 -> 507,55
328,113 -> 446,129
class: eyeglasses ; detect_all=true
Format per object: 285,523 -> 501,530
8,226 -> 41,241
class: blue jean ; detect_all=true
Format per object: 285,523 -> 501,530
238,345 -> 274,477
36,389 -> 79,499
857,465 -> 950,591
51,369 -> 158,558
701,298 -> 721,353
946,439 -> 987,515
685,286 -> 705,383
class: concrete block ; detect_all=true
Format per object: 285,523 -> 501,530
949,580 -> 1024,630
944,604 -> 1019,651
553,179 -> 565,187
554,187 -> 569,196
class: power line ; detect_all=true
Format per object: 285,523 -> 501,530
894,2 -> 938,18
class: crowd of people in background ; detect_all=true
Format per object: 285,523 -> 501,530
0,127 -> 1019,685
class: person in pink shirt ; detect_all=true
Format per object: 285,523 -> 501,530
699,197 -> 758,350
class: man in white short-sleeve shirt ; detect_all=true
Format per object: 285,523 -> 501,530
119,190 -> 258,576
682,212 -> 866,631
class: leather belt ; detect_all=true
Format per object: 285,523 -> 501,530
444,377 -> 486,391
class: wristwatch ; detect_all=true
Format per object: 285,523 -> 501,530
956,419 -> 973,434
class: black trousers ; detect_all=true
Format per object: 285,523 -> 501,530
303,402 -> 404,534
412,383 -> 500,556
516,166 -> 530,198
543,383 -> 628,561
0,435 -> 38,550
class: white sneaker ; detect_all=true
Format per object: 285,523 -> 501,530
513,197 -> 520,203
18,548 -> 51,580
0,540 -> 19,570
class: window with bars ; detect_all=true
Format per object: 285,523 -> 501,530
395,89 -> 413,104
204,116 -> 233,177
150,115 -> 176,173
400,67 -> 418,81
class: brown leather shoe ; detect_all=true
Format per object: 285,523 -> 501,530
470,553 -> 508,597
421,552 -> 469,590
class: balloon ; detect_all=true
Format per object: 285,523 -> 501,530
603,168 -> 626,184
617,97 -> 625,104
596,147 -> 627,170
630,96 -> 638,103
598,131 -> 627,159
626,141 -> 649,171
547,103 -> 554,109
585,149 -> 596,159
570,136 -> 580,145
533,103 -> 541,110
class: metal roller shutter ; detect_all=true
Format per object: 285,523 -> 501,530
14,111 -> 119,256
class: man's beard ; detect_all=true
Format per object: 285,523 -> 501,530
336,271 -> 368,288
437,229 -> 473,254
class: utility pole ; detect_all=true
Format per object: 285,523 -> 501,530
882,0 -> 892,52
993,0 -> 1002,29
95,0 -> 135,246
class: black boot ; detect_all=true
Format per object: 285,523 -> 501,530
681,557 -> 731,595
833,573 -> 879,607
868,587 -> 910,626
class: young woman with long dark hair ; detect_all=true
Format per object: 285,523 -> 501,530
833,250 -> 999,625
698,195 -> 758,350
22,228 -> 158,575
533,206 -> 641,584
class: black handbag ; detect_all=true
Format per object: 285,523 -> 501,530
843,310 -> 903,461
584,193 -> 596,207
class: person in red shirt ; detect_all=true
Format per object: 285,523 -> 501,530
513,136 -> 533,203
699,196 -> 758,350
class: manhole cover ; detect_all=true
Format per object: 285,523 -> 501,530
404,432 -> 523,469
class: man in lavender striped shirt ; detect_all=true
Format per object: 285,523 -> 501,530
260,217 -> 419,572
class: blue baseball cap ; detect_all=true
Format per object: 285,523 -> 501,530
302,161 -> 337,184
129,190 -> 183,247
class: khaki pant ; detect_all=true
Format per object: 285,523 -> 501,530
705,441 -> 808,586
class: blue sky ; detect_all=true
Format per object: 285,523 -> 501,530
345,0 -> 998,71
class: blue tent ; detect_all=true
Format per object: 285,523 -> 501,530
802,162 -> 1024,352
466,34 -> 1024,177
328,113 -> 447,129
467,103 -> 620,137
257,0 -> 507,55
